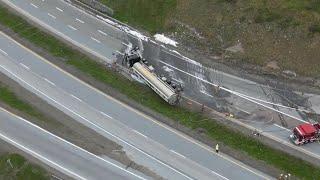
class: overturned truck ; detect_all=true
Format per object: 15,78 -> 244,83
123,47 -> 180,105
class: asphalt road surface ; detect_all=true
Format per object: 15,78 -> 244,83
0,107 -> 144,180
5,0 -> 318,164
0,18 -> 272,180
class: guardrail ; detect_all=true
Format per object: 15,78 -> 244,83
72,0 -> 114,16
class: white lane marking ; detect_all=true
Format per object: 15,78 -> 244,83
51,175 -> 63,180
235,107 -> 251,115
19,63 -> 30,70
0,65 -> 193,180
0,31 -> 267,179
0,48 -> 8,56
133,130 -> 147,138
0,22 -> 268,180
100,111 -> 113,119
71,94 -> 82,102
56,7 -> 63,12
211,171 -> 229,180
122,42 -> 129,46
44,78 -> 55,86
159,60 -> 307,123
187,95 -> 320,173
116,50 -> 124,55
150,40 -> 157,44
47,13 -> 56,19
0,132 -> 86,180
98,30 -> 108,36
75,18 -> 84,24
172,78 -> 184,84
161,51 -> 308,113
200,90 -> 214,98
30,3 -> 38,9
274,124 -> 291,132
0,107 -> 145,180
170,150 -> 186,159
67,25 -> 77,31
90,37 -> 101,44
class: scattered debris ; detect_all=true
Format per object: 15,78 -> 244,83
174,21 -> 205,39
169,49 -> 202,67
282,70 -> 297,78
130,74 -> 145,84
96,15 -> 149,41
163,66 -> 174,72
154,34 -> 178,47
225,42 -> 244,53
265,61 -> 280,71
96,15 -> 117,26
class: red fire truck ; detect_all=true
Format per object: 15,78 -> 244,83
290,123 -> 320,145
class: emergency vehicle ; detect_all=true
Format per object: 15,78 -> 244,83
290,123 -> 320,145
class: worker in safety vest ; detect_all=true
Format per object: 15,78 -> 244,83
215,144 -> 219,153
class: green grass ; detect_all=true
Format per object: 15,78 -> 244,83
0,85 -> 45,120
0,153 -> 49,180
99,0 -> 176,33
97,0 -> 320,77
309,24 -> 320,33
0,4 -> 320,179
254,8 -> 281,23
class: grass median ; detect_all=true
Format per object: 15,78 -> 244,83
0,4 -> 319,179
0,153 -> 49,180
0,84 -> 46,121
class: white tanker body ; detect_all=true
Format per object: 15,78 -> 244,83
132,62 -> 179,105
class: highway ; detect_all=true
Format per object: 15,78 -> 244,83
1,0 -> 318,177
0,29 -> 271,179
5,0 -> 317,164
0,107 -> 144,180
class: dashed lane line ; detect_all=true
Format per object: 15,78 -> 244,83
47,13 -> 56,19
91,37 -> 101,44
56,7 -> 63,12
76,18 -> 85,24
0,48 -> 8,56
19,63 -> 30,70
98,30 -> 108,36
100,111 -> 113,119
71,94 -> 82,102
0,107 -> 145,180
200,90 -> 214,98
133,130 -> 147,139
30,3 -> 38,9
274,124 -> 291,132
211,171 -> 229,180
0,64 -> 194,180
44,78 -> 56,86
0,23 -> 270,179
170,150 -> 186,159
67,25 -> 77,31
